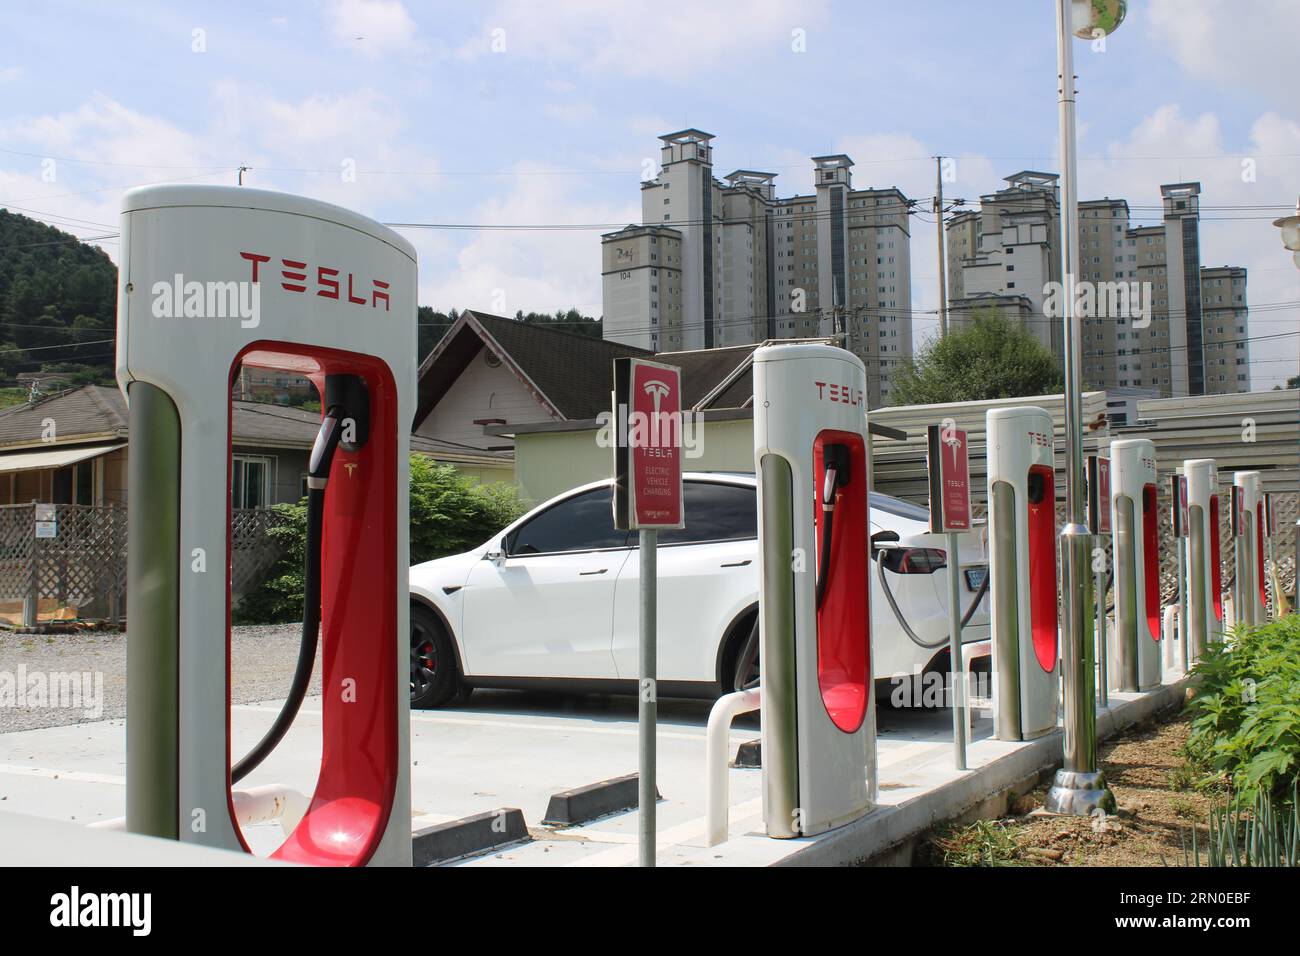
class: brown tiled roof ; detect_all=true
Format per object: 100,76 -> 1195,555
0,384 -> 334,449
654,343 -> 760,409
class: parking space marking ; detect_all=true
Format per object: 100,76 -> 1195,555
234,703 -> 751,744
0,764 -> 125,786
567,796 -> 765,866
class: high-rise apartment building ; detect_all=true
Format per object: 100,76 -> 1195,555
946,177 -> 1250,396
602,130 -> 914,406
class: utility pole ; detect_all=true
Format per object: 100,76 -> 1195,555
238,165 -> 250,186
935,157 -> 949,338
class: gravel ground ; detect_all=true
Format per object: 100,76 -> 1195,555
0,624 -> 318,734
924,706 -> 1219,866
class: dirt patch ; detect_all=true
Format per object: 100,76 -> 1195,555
925,707 -> 1227,866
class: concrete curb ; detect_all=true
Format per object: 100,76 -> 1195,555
413,807 -> 529,866
777,677 -> 1191,866
542,772 -> 659,826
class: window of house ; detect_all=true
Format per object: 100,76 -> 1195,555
232,455 -> 274,509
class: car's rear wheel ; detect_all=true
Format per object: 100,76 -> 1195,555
410,604 -> 459,709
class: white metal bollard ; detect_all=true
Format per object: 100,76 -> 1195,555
1162,604 -> 1180,677
705,688 -> 761,847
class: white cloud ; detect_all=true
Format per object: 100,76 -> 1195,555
459,0 -> 829,76
324,0 -> 418,57
1145,0 -> 1300,103
418,162 -> 638,317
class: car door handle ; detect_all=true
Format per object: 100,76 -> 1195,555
720,559 -> 752,568
579,568 -> 608,575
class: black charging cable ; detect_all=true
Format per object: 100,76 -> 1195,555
815,446 -> 851,610
230,404 -> 345,784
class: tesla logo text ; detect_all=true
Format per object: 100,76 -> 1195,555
1027,430 -> 1050,448
240,251 -> 390,311
814,381 -> 863,406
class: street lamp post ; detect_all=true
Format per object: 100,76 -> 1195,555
1044,0 -> 1124,817
1272,199 -> 1300,607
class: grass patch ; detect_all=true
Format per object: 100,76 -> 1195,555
930,819 -> 1022,867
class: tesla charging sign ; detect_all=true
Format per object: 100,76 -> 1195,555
927,424 -> 971,533
613,358 -> 684,531
1172,474 -> 1188,538
1087,455 -> 1110,535
611,355 -> 684,867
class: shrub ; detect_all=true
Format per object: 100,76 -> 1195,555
1184,614 -> 1300,805
233,456 -> 528,623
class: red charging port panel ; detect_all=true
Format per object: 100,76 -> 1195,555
813,430 -> 869,733
229,343 -> 399,867
1027,464 -> 1058,673
1256,502 -> 1267,611
1142,484 -> 1160,642
1209,495 -> 1223,622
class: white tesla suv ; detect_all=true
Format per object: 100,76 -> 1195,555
408,473 -> 989,708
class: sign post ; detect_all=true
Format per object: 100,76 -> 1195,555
927,423 -> 972,770
612,357 -> 684,868
1172,473 -> 1190,672
1087,455 -> 1111,706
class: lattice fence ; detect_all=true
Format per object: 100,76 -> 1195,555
0,504 -> 291,626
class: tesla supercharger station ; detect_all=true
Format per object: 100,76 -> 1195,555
1109,439 -> 1162,692
1184,459 -> 1223,656
1233,471 -> 1266,626
118,185 -> 415,866
754,343 -> 875,838
985,407 -> 1059,741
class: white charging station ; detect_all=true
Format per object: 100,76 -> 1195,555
1184,458 -> 1223,656
1233,470 -> 1266,626
754,343 -> 875,838
118,185 -> 415,866
985,407 -> 1059,741
1109,438 -> 1161,691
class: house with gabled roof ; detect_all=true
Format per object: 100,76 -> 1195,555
0,383 -> 512,506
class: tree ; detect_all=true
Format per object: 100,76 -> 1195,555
234,455 -> 527,623
889,311 -> 1064,406
1286,375 -> 1299,390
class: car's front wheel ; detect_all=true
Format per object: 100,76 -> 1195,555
410,604 -> 459,709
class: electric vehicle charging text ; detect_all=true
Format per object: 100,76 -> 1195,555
754,343 -> 875,838
118,185 -> 415,866
985,407 -> 1059,741
1109,439 -> 1161,691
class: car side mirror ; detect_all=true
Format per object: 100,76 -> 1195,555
485,548 -> 507,567
870,529 -> 900,559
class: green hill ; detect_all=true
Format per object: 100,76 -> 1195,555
0,210 -> 118,388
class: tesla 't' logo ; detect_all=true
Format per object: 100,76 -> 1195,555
643,379 -> 671,415
943,430 -> 963,468
344,462 -> 358,477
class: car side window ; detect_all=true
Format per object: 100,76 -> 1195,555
656,482 -> 757,546
505,486 -> 631,555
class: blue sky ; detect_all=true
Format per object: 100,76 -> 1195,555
2,0 -> 1297,387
